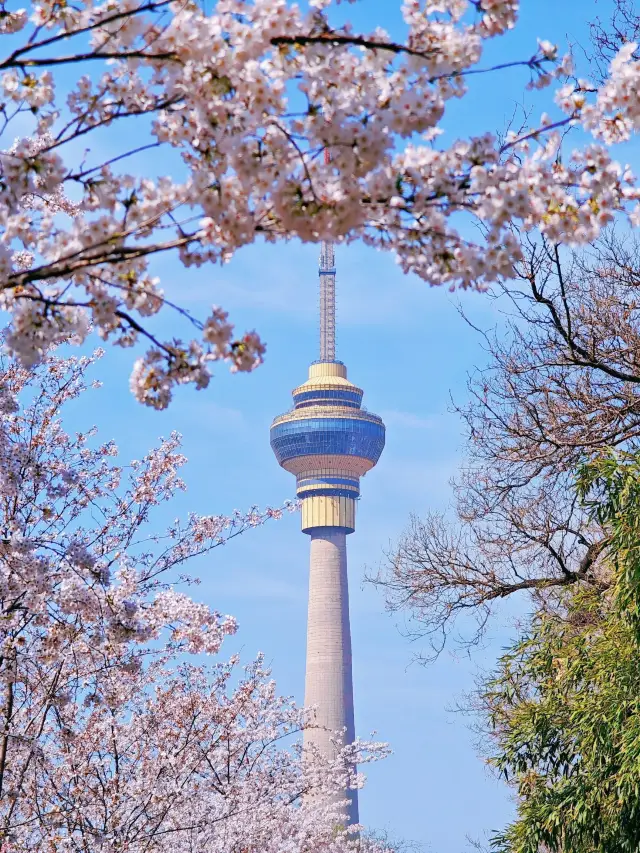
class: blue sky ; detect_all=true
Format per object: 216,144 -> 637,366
27,1 -> 630,850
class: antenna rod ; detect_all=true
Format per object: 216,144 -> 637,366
319,148 -> 336,361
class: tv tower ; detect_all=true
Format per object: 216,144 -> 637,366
270,236 -> 385,824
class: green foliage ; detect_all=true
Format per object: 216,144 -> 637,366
485,451 -> 640,853
578,450 -> 640,635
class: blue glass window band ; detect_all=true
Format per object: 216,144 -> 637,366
293,389 -> 363,406
297,476 -> 360,499
297,477 -> 359,488
297,487 -> 359,499
270,417 -> 385,465
294,400 -> 360,410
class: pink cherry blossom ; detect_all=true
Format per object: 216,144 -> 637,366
0,2 -> 638,405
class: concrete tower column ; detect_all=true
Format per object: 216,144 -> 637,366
304,527 -> 358,825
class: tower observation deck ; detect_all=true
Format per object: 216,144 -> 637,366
270,240 -> 386,825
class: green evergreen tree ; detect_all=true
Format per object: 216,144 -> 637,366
485,451 -> 640,853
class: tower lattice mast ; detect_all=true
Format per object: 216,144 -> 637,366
319,148 -> 336,362
319,239 -> 336,361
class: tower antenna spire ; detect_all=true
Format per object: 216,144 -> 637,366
319,148 -> 336,361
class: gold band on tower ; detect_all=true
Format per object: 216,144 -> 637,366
301,494 -> 356,532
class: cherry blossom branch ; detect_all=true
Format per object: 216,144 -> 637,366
0,1 -> 174,66
499,115 -> 575,152
271,33 -> 551,81
69,142 -> 163,180
3,49 -> 180,69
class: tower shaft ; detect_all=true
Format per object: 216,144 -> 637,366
305,528 -> 358,825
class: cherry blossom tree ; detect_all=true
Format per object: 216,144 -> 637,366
1,0 -> 640,406
0,345 -> 386,852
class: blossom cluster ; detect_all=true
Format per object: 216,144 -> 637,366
0,348 -> 288,657
0,1 -> 639,403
